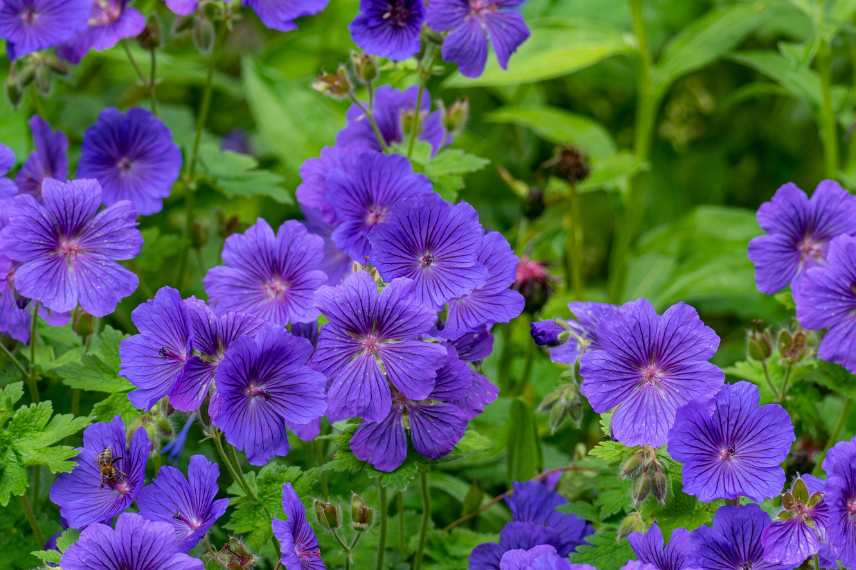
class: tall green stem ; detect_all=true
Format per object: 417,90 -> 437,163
148,48 -> 159,116
376,484 -> 388,570
19,494 -> 44,546
212,428 -> 255,500
565,182 -> 584,298
0,342 -> 27,378
407,43 -> 437,159
817,35 -> 839,177
414,466 -> 431,570
814,398 -> 853,475
397,491 -> 406,556
608,0 -> 657,302
27,304 -> 39,402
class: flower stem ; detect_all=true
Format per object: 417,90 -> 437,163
19,494 -> 44,546
608,0 -> 657,302
0,342 -> 27,379
778,362 -> 793,402
760,360 -> 779,401
814,397 -> 853,475
376,484 -> 388,570
397,491 -> 406,556
817,34 -> 838,177
148,48 -> 159,116
121,40 -> 147,89
407,43 -> 437,160
27,304 -> 40,403
348,93 -> 387,151
414,465 -> 431,570
212,428 -> 255,501
565,181 -> 584,298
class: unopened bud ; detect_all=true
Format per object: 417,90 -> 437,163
617,512 -> 646,539
314,500 -> 340,530
747,325 -> 773,362
192,16 -> 215,54
442,98 -> 469,139
350,51 -> 378,84
5,78 -> 22,107
513,256 -> 554,314
778,328 -> 807,363
34,65 -> 51,97
138,14 -> 162,51
351,493 -> 373,531
312,66 -> 351,100
522,186 -> 545,220
620,451 -> 646,480
213,536 -> 256,570
651,469 -> 668,503
632,474 -> 652,505
549,146 -> 590,184
173,16 -> 194,35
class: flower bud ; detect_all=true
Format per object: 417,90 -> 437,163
442,98 -> 469,139
651,469 -> 668,504
5,77 -> 23,107
350,51 -> 378,84
351,493 -> 373,531
531,320 -> 564,347
513,256 -> 554,314
312,66 -> 352,100
747,324 -> 773,361
138,14 -> 162,51
213,537 -> 256,570
522,186 -> 545,220
192,15 -> 216,54
314,500 -> 340,530
617,512 -> 646,539
632,473 -> 652,505
778,328 -> 807,363
549,146 -> 590,184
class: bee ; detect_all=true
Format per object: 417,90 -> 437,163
96,448 -> 124,488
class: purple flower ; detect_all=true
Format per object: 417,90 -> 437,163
137,455 -> 229,551
443,231 -> 524,339
204,219 -> 327,326
668,382 -> 794,503
163,414 -> 195,463
297,146 -> 351,226
350,347 -> 482,471
535,302 -> 620,366
221,130 -> 254,155
78,107 -> 181,216
50,417 -> 149,529
302,206 -> 353,286
0,143 -> 16,197
337,85 -> 447,155
58,0 -> 145,63
120,287 -> 194,410
499,544 -> 572,570
690,505 -> 792,570
628,523 -> 698,570
0,0 -> 90,60
0,178 -> 141,316
621,564 -> 659,570
504,479 -> 593,557
328,151 -> 432,261
822,437 -> 856,567
166,0 -> 198,15
170,299 -> 264,412
312,271 -> 447,422
371,195 -> 487,308
0,255 -> 30,343
61,513 -> 203,570
579,299 -> 723,447
16,115 -> 68,199
245,0 -> 329,32
211,327 -> 327,466
451,326 -> 493,361
426,0 -> 530,78
761,476 -> 830,566
273,483 -> 326,569
748,180 -> 856,294
794,234 -> 856,374
470,523 -> 555,570
350,0 -> 424,60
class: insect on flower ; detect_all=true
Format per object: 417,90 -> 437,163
97,447 -> 124,488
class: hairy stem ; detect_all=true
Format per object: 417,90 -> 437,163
19,494 -> 44,546
212,428 -> 255,501
407,43 -> 437,159
27,304 -> 40,403
0,342 -> 27,378
148,48 -> 159,115
414,466 -> 431,570
397,491 -> 406,556
608,0 -> 657,302
349,94 -> 388,151
376,484 -> 388,570
565,182 -> 584,297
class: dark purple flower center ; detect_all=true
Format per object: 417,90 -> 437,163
419,252 -> 436,268
116,156 -> 134,174
57,238 -> 85,259
365,205 -> 387,226
848,497 -> 856,517
469,0 -> 498,16
263,277 -> 290,300
20,7 -> 38,25
296,546 -> 322,562
91,0 -> 122,26
382,1 -> 412,26
639,363 -> 663,386
174,511 -> 204,530
798,235 -> 825,263
245,382 -> 271,401
718,445 -> 737,461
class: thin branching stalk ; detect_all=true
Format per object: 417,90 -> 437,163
148,48 -> 159,115
19,494 -> 44,546
414,465 -> 431,570
407,43 -> 437,159
0,342 -> 27,378
27,303 -> 40,402
566,181 -> 584,297
817,35 -> 839,177
376,484 -> 388,570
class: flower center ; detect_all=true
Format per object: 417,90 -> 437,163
91,0 -> 121,25
114,481 -> 131,495
21,7 -> 38,25
174,511 -> 204,530
57,238 -> 84,259
419,252 -> 436,268
245,382 -> 270,401
639,363 -> 663,386
263,277 -> 289,300
718,445 -> 737,461
116,156 -> 134,173
798,235 -> 825,263
361,334 -> 383,355
469,0 -> 498,15
383,1 -> 411,26
848,497 -> 856,517
365,205 -> 387,226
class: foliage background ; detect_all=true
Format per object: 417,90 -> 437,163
1,0 -> 855,568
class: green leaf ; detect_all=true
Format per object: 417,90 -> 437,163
571,527 -> 635,570
0,383 -> 24,424
640,463 -> 716,534
90,393 -> 141,425
446,20 -> 631,87
805,361 -> 856,400
0,452 -> 27,507
136,228 -> 188,273
31,550 -> 62,564
655,2 -> 772,97
729,50 -> 822,107
486,106 -> 616,159
19,446 -> 80,473
423,149 -> 489,203
56,528 -> 80,552
54,326 -> 132,393
199,144 -> 292,204
589,441 -> 635,464
506,399 -> 542,484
